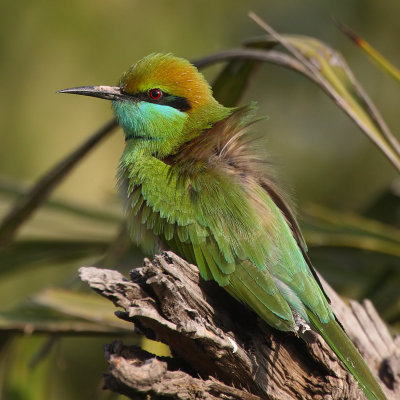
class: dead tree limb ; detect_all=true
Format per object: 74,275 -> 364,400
79,252 -> 400,400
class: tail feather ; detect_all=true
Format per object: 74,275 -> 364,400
306,312 -> 387,400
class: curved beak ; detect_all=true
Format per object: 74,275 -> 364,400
57,85 -> 128,101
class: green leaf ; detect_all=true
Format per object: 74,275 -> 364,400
334,17 -> 400,84
0,287 -> 132,334
0,336 -> 54,400
363,184 -> 400,227
211,40 -> 271,107
0,178 -> 122,225
249,12 -> 400,173
309,246 -> 399,319
0,240 -> 109,275
32,288 -> 130,329
302,203 -> 400,258
0,307 -> 130,335
32,288 -> 171,356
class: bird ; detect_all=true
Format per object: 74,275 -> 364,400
59,53 -> 387,400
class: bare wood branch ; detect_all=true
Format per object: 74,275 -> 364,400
79,252 -> 399,400
103,341 -> 262,400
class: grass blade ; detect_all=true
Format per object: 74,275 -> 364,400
334,17 -> 400,84
0,178 -> 122,224
303,203 -> 400,258
248,11 -> 400,174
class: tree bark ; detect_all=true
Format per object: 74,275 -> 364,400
79,252 -> 400,400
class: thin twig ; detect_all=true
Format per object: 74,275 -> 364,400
0,119 -> 118,249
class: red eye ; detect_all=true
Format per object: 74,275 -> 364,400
149,89 -> 162,100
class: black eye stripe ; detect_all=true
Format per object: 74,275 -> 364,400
163,95 -> 191,112
121,89 -> 191,112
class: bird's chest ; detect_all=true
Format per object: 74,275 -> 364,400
118,154 -> 272,263
118,157 -> 199,234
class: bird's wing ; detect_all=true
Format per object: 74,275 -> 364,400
165,105 -> 333,328
121,107 -> 388,399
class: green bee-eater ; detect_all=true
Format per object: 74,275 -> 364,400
60,53 -> 387,400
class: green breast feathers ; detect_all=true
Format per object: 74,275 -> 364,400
117,105 -> 333,332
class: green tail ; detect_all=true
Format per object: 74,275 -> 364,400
307,312 -> 387,400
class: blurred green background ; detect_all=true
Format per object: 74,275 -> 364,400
1,1 -> 399,399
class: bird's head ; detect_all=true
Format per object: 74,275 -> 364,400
59,53 -> 230,157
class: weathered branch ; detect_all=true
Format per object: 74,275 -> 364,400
79,252 -> 400,400
103,342 -> 262,400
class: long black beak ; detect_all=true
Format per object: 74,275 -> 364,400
57,85 -> 128,101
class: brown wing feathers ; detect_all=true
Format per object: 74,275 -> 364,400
165,105 -> 330,303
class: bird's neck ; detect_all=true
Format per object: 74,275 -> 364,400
118,102 -> 233,201
119,145 -> 165,189
114,99 -> 232,159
